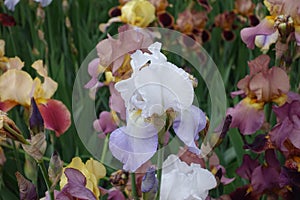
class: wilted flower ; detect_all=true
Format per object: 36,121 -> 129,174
160,154 -> 217,200
15,171 -> 38,200
0,111 -> 28,144
0,60 -> 71,136
227,55 -> 290,134
120,0 -> 155,27
109,42 -> 206,171
60,157 -> 106,199
48,151 -> 63,191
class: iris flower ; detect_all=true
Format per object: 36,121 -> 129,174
0,60 -> 71,136
270,93 -> 300,152
59,157 -> 106,199
160,154 -> 217,200
109,42 -> 206,172
241,0 -> 300,50
227,55 -> 289,134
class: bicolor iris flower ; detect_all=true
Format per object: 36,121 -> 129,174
109,42 -> 206,172
241,0 -> 300,50
0,60 -> 71,136
57,168 -> 97,200
227,55 -> 289,134
60,157 -> 106,199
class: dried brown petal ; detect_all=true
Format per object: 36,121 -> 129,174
15,171 -> 38,200
48,151 -> 63,190
22,133 -> 47,162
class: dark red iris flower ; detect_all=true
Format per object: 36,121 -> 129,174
0,13 -> 16,27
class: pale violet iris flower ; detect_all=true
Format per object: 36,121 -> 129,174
160,155 -> 217,200
4,0 -> 52,11
109,42 -> 206,172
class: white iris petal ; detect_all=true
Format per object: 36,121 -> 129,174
115,42 -> 194,118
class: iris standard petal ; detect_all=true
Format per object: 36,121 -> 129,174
109,127 -> 158,172
173,105 -> 206,155
0,69 -> 33,106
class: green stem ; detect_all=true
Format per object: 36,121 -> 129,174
12,141 -> 22,174
155,144 -> 164,200
3,123 -> 29,145
38,161 -> 54,200
1,143 -> 68,166
100,134 -> 109,163
8,27 -> 17,55
130,172 -> 139,200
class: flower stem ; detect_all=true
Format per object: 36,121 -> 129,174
1,143 -> 68,166
100,134 -> 109,163
130,172 -> 139,200
12,141 -> 22,174
3,123 -> 29,145
155,144 -> 164,200
38,161 -> 54,200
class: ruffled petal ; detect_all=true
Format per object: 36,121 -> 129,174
38,99 -> 71,137
116,43 -> 194,117
109,127 -> 158,172
0,69 -> 33,106
173,105 -> 206,155
241,17 -> 276,49
161,154 -> 216,200
226,98 -> 265,134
